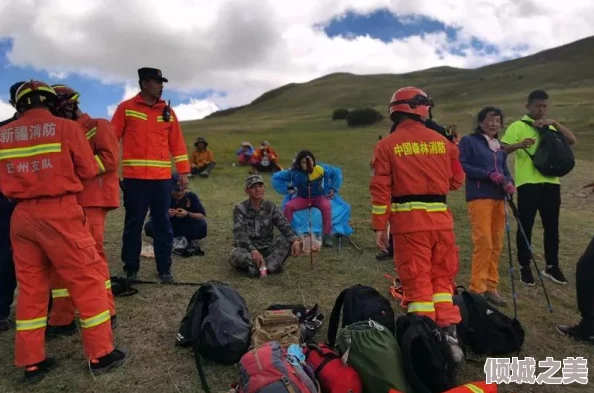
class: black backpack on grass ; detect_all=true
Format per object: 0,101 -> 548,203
327,284 -> 395,348
521,119 -> 575,177
176,281 -> 251,393
395,314 -> 457,393
454,286 -> 525,356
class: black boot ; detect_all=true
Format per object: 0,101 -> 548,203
90,348 -> 129,376
24,358 -> 58,384
46,320 -> 77,339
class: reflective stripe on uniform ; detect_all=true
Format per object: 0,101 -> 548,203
95,155 -> 106,174
122,159 -> 171,168
157,115 -> 176,122
86,127 -> 97,139
125,109 -> 148,120
433,293 -> 453,304
16,316 -> 47,331
407,301 -> 435,313
51,288 -> 70,298
105,279 -> 112,290
80,310 -> 110,329
372,204 -> 387,215
391,201 -> 447,213
0,143 -> 62,160
173,154 -> 187,163
464,384 -> 484,393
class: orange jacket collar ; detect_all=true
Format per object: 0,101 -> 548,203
76,113 -> 92,127
133,92 -> 165,107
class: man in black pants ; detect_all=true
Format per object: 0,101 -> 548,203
557,183 -> 594,343
501,90 -> 577,286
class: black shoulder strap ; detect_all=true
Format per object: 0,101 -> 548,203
461,291 -> 492,354
400,320 -> 432,393
327,288 -> 348,348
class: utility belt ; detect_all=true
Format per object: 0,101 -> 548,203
390,194 -> 447,213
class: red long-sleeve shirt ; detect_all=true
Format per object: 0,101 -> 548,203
75,113 -> 120,209
0,108 -> 99,200
369,119 -> 465,234
111,93 -> 190,179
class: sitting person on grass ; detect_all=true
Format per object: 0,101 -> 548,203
144,173 -> 207,257
272,150 -> 339,248
190,137 -> 216,177
249,141 -> 282,173
229,174 -> 302,277
236,141 -> 254,165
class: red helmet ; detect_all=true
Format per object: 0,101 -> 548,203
14,80 -> 57,109
52,84 -> 80,108
389,87 -> 434,119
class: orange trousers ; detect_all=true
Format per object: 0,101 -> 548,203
393,229 -> 461,327
468,199 -> 505,294
11,195 -> 113,366
442,381 -> 497,393
49,207 -> 115,326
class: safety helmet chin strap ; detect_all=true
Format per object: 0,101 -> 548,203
56,102 -> 78,120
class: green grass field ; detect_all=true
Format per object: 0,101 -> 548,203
1,37 -> 594,393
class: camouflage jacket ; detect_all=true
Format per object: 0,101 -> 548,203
232,199 -> 298,251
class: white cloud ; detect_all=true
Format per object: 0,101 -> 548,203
1,0 -> 593,120
173,99 -> 220,121
48,71 -> 68,80
106,84 -> 140,117
0,99 -> 15,120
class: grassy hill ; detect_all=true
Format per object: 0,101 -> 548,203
1,37 -> 593,393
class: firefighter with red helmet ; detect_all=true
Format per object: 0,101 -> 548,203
369,86 -> 465,362
0,80 -> 127,383
46,84 -> 120,337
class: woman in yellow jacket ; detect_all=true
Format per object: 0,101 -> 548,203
190,137 -> 216,177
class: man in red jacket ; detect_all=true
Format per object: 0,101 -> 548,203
111,68 -> 191,283
46,84 -> 120,337
369,87 -> 465,363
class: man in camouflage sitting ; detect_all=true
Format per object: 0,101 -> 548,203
230,175 -> 302,277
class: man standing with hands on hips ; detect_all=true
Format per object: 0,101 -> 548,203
111,67 -> 191,283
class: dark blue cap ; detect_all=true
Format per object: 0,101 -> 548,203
138,67 -> 168,82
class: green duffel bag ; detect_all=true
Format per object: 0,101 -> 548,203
336,319 -> 414,393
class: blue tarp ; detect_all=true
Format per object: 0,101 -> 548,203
271,163 -> 354,236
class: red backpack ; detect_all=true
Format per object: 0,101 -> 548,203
303,343 -> 363,393
237,341 -> 318,393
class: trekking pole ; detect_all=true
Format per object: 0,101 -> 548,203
506,195 -> 553,313
503,199 -> 518,319
306,158 -> 315,269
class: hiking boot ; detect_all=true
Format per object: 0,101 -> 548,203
484,291 -> 507,307
198,171 -> 209,178
375,249 -> 393,261
0,318 -> 10,332
24,358 -> 58,384
542,266 -> 568,285
173,247 -> 194,258
111,315 -> 118,330
90,348 -> 129,376
192,246 -> 205,256
125,269 -> 138,281
556,324 -> 594,344
442,325 -> 465,364
159,272 -> 174,284
520,266 -> 535,286
322,234 -> 334,248
46,321 -> 78,339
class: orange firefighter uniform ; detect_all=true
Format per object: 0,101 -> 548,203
111,93 -> 190,179
370,87 -> 465,328
0,90 -> 114,366
48,108 -> 120,327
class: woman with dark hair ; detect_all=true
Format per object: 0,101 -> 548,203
458,107 -> 515,306
272,150 -> 340,248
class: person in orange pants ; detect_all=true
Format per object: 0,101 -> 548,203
0,80 -> 127,383
46,84 -> 120,337
370,86 -> 465,363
